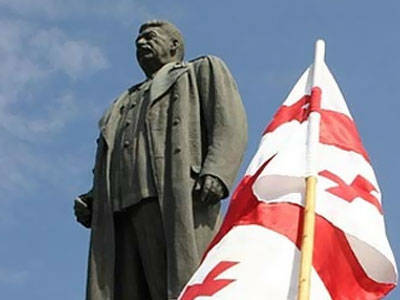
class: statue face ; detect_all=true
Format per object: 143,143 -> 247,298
135,26 -> 177,76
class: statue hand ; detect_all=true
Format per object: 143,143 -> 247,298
74,192 -> 93,228
194,175 -> 226,204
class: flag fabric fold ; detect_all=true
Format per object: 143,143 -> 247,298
178,59 -> 397,300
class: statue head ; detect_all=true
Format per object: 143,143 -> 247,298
136,20 -> 185,77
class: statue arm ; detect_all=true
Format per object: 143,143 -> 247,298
74,134 -> 104,228
194,56 -> 248,199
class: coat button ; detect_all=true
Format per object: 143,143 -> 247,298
174,147 -> 181,154
125,120 -> 131,126
172,94 -> 179,101
173,117 -> 180,126
147,112 -> 154,121
123,140 -> 130,148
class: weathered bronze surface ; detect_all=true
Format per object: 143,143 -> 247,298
74,20 -> 247,299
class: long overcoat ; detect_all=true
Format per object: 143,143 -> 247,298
86,55 -> 248,299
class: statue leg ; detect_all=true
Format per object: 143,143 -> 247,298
128,197 -> 167,300
114,210 -> 152,299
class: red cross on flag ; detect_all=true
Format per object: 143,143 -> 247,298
179,41 -> 397,300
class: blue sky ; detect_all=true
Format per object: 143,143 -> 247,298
1,0 -> 399,299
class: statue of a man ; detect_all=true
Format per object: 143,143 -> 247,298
74,20 -> 247,299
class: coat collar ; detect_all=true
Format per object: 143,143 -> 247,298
149,61 -> 188,106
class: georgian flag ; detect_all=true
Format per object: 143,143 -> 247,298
178,56 -> 397,299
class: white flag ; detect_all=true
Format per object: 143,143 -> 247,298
179,47 -> 397,300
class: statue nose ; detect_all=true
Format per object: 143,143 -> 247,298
136,37 -> 147,47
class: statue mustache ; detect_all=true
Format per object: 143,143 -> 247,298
137,45 -> 154,55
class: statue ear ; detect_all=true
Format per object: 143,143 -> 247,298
170,39 -> 180,56
172,39 -> 179,50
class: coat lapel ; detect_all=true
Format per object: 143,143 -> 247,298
98,61 -> 187,146
149,62 -> 188,106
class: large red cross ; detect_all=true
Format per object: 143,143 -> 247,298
319,170 -> 382,214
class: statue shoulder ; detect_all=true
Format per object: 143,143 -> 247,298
98,81 -> 145,129
127,81 -> 146,94
189,55 -> 227,69
112,81 -> 146,105
188,56 -> 233,78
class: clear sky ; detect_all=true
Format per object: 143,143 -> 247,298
1,0 -> 399,299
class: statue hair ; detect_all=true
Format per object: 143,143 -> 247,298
139,20 -> 185,61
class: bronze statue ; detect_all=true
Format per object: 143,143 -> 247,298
74,20 -> 247,299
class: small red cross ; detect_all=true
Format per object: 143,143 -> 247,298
180,261 -> 238,300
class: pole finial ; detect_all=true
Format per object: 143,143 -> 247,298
312,39 -> 326,88
314,39 -> 326,65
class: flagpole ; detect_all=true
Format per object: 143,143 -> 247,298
298,39 -> 325,300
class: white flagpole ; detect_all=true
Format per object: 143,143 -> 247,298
298,39 -> 325,300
